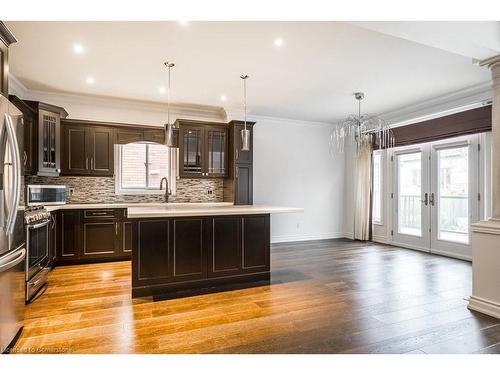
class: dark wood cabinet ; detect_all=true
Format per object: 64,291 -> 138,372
225,120 -> 255,205
56,210 -> 80,261
9,97 -> 68,176
208,216 -> 242,277
49,212 -> 57,266
55,208 -> 131,264
115,127 -> 165,145
132,214 -> 270,298
177,120 -> 228,179
171,218 -> 207,281
61,121 -> 114,176
133,220 -> 172,287
0,22 -> 16,97
9,96 -> 37,175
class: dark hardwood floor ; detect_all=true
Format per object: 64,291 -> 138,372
13,239 -> 500,354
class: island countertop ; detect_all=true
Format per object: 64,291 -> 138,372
126,204 -> 303,218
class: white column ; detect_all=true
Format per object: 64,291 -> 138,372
483,56 -> 500,219
468,55 -> 500,318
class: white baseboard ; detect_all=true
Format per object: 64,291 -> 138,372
430,248 -> 472,262
271,232 -> 345,244
372,235 -> 389,244
468,295 -> 500,319
343,232 -> 354,240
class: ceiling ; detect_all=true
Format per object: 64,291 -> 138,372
5,21 -> 497,123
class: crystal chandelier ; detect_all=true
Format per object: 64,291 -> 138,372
330,92 -> 395,154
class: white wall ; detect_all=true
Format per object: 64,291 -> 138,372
252,117 -> 345,243
12,85 -> 345,243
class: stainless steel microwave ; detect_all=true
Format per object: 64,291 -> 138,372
26,185 -> 66,206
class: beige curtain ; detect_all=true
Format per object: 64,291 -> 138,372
353,139 -> 373,240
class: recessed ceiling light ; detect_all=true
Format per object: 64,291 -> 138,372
86,76 -> 95,84
159,86 -> 166,94
274,37 -> 284,47
220,95 -> 227,102
73,43 -> 85,54
178,21 -> 189,27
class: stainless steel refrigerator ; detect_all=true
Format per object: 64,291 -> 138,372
0,93 -> 25,353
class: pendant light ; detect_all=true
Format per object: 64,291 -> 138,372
164,61 -> 176,147
240,74 -> 251,151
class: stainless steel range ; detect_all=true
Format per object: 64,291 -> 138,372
24,206 -> 52,302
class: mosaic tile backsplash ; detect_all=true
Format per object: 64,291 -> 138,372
25,176 -> 224,204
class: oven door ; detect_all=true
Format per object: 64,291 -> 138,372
26,220 -> 50,281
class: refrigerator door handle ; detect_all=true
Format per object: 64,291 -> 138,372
0,247 -> 25,273
4,113 -> 21,235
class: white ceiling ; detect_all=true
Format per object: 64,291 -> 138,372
5,21 -> 497,123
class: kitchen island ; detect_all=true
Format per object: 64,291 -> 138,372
127,204 -> 302,298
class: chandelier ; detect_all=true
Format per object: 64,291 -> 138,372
330,92 -> 395,154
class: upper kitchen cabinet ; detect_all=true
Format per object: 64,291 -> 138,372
0,22 -> 16,97
61,119 -> 114,176
177,119 -> 228,179
10,98 -> 68,176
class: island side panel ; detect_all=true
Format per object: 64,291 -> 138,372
131,214 -> 270,298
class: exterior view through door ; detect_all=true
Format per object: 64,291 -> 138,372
391,134 -> 481,260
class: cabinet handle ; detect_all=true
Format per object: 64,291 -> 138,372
91,157 -> 94,170
236,149 -> 239,161
236,166 -> 239,179
115,222 -> 118,236
86,157 -> 89,170
23,151 -> 27,166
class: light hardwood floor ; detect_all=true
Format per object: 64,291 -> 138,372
13,239 -> 500,354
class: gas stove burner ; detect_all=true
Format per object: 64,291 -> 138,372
24,206 -> 51,225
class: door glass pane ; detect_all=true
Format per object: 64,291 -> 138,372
208,130 -> 226,175
183,129 -> 202,174
372,152 -> 382,223
397,152 -> 422,236
437,146 -> 469,244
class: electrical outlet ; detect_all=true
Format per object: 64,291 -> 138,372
69,188 -> 75,196
207,190 -> 213,195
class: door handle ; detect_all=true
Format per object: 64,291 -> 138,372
429,193 -> 435,206
23,150 -> 28,166
421,193 -> 428,206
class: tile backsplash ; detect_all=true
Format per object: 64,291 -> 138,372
25,176 -> 224,204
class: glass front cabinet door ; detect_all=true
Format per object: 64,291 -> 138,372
38,109 -> 61,175
178,123 -> 228,178
180,125 -> 203,178
206,128 -> 227,178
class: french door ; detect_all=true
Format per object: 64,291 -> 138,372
391,135 -> 480,260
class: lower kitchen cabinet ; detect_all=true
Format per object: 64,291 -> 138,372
132,214 -> 270,298
55,209 -> 132,264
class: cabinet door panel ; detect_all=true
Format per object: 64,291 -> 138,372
122,222 -> 133,254
57,210 -> 79,259
91,128 -> 114,175
82,222 -> 117,257
235,165 -> 253,205
22,116 -> 36,174
207,128 -> 228,177
242,215 -> 270,272
134,220 -> 171,282
171,218 -> 206,280
179,126 -> 203,178
38,110 -> 61,175
208,216 -> 241,277
64,126 -> 88,173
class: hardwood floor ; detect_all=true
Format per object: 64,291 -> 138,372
13,239 -> 500,354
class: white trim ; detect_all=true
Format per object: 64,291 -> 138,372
114,143 -> 175,196
468,295 -> 500,319
372,235 -> 389,244
372,150 -> 383,225
271,232 -> 345,244
379,81 -> 492,127
343,232 -> 354,240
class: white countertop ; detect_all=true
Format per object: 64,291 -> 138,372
42,202 -> 303,218
126,205 -> 303,218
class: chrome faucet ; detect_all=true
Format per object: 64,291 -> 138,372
160,177 -> 170,203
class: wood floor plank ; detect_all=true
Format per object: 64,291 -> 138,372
13,239 -> 500,354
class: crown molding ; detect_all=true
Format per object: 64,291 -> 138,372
479,55 -> 500,68
224,106 -> 334,128
8,75 -> 29,98
379,81 -> 493,127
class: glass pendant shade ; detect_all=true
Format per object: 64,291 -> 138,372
240,74 -> 250,152
241,128 -> 250,151
165,122 -> 174,147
